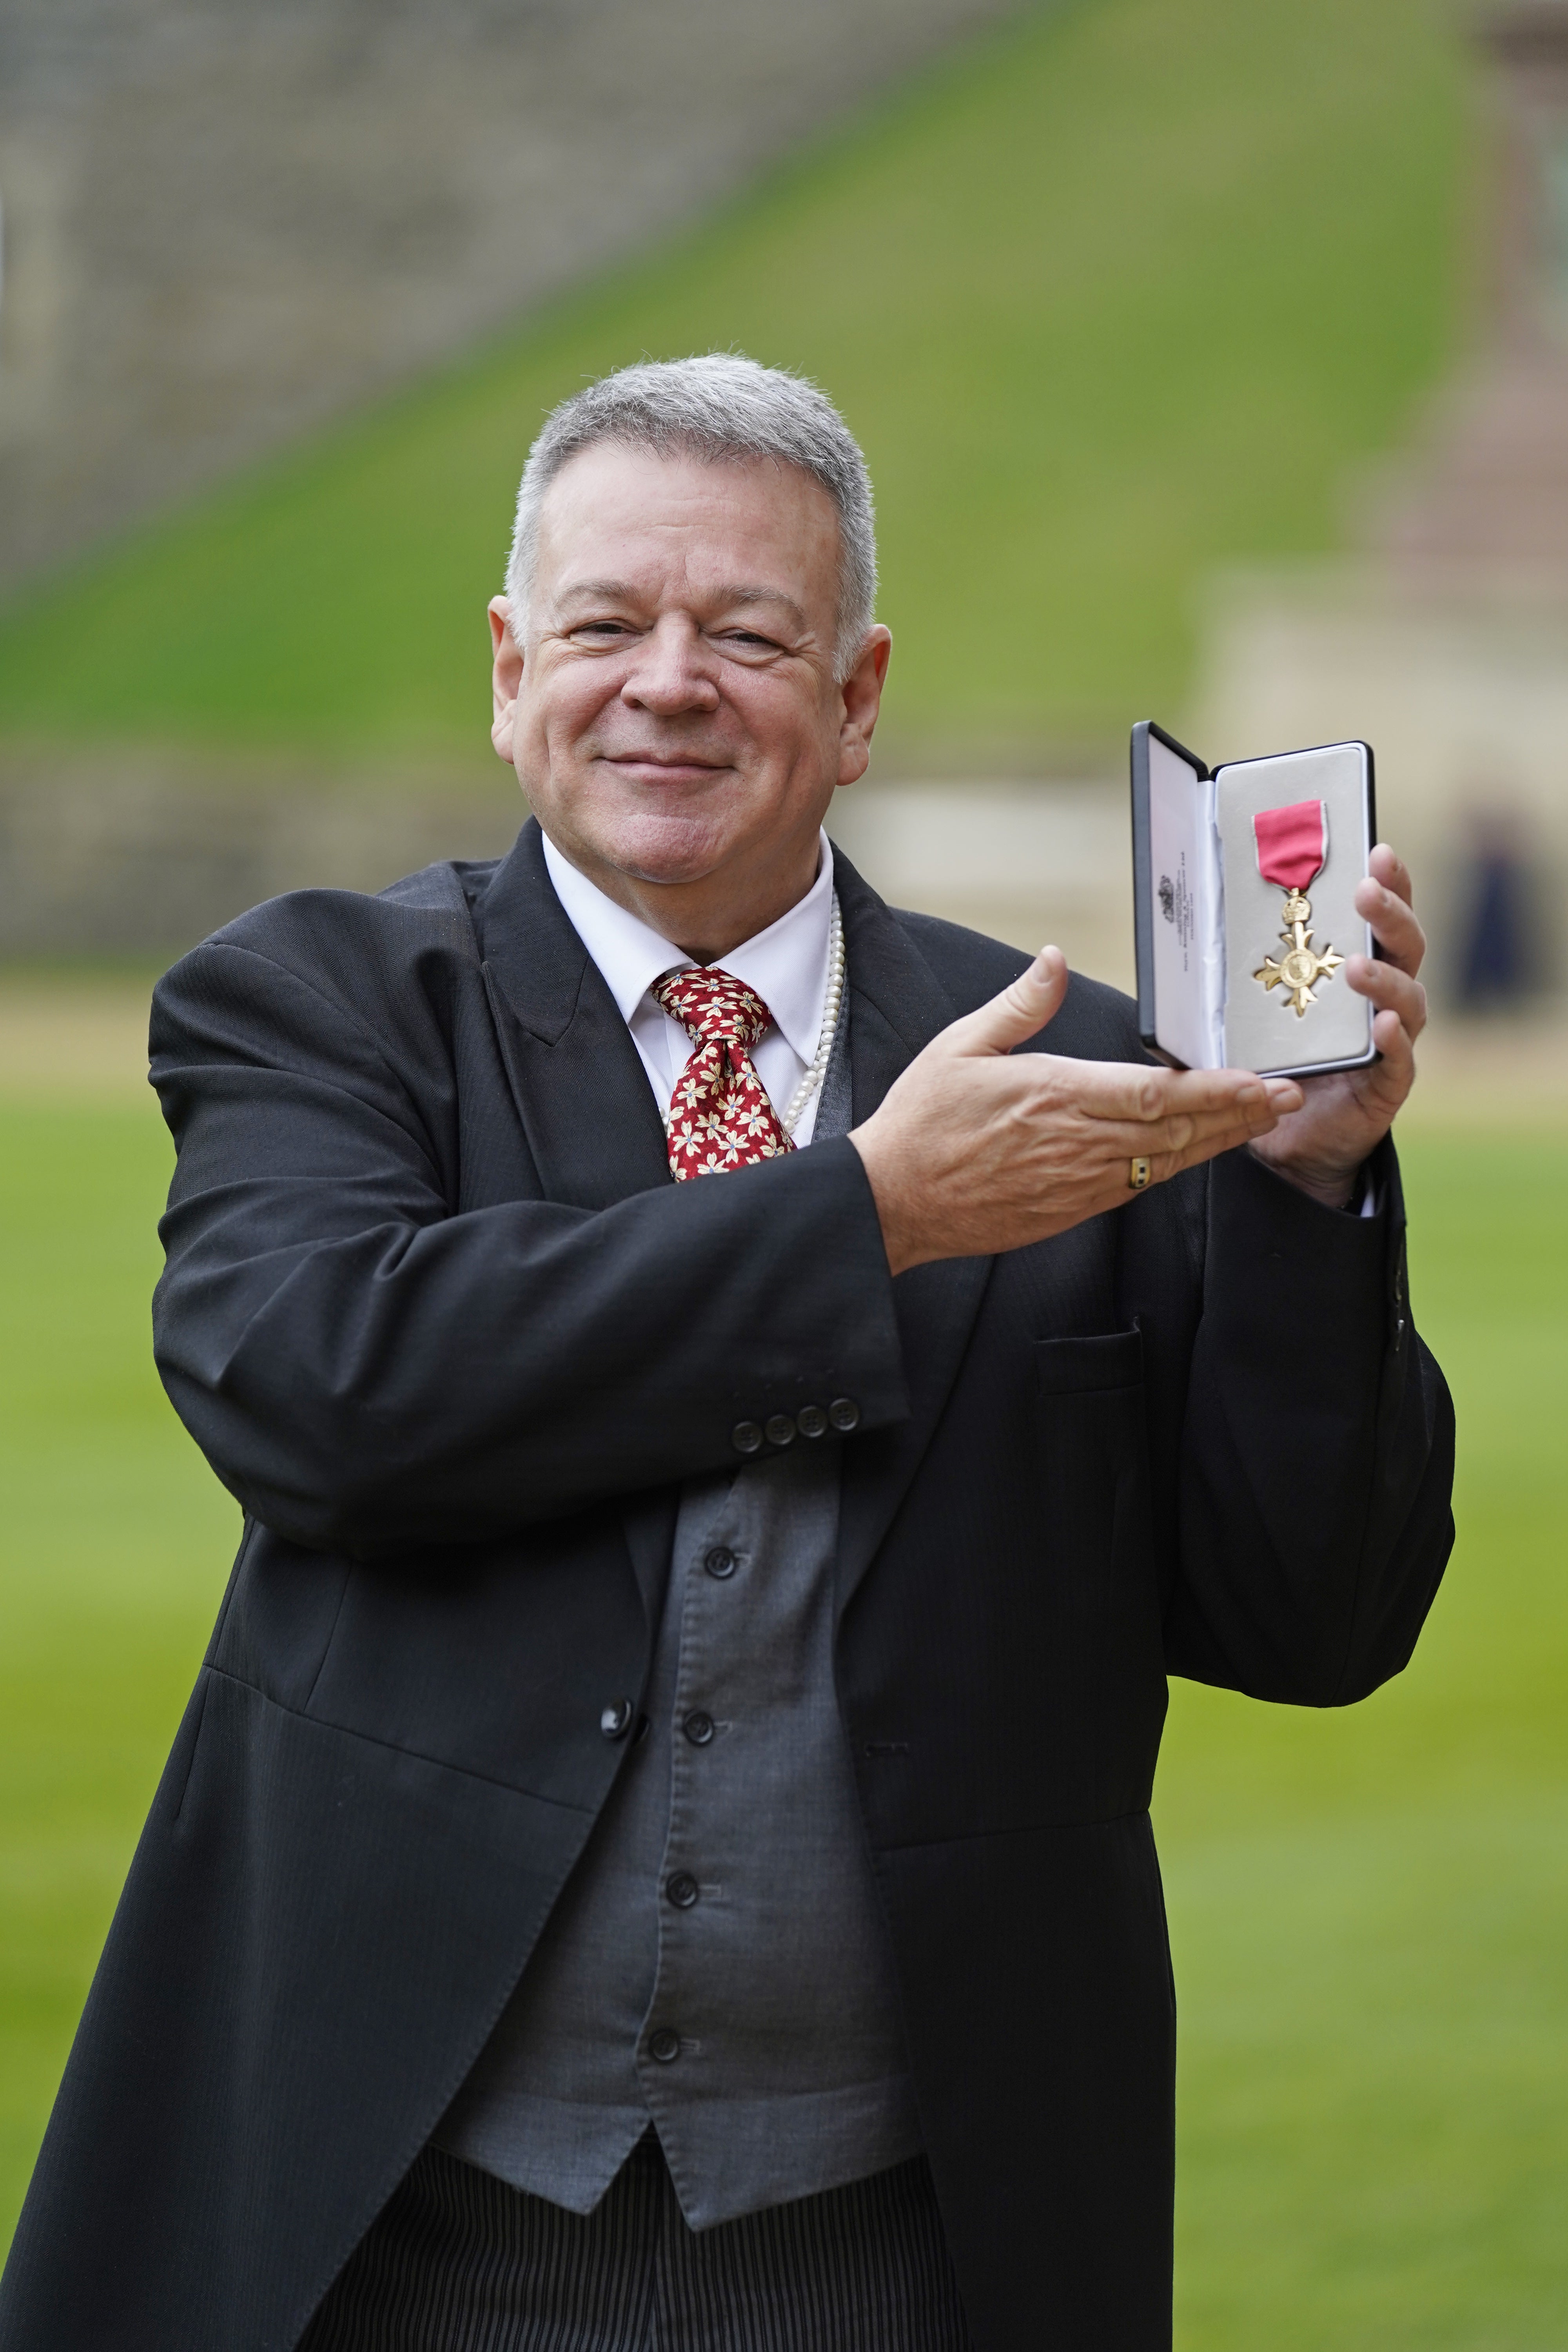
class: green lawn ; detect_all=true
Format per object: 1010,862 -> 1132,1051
1158,1134 -> 1568,2345
0,0 -> 1470,766
2,1101 -> 1563,2344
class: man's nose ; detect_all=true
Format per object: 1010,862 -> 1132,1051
621,616 -> 720,715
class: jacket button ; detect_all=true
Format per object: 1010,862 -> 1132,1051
796,1403 -> 828,1438
705,1546 -> 737,1579
732,1420 -> 764,1455
666,1871 -> 700,1909
649,2027 -> 681,2063
683,1710 -> 715,1746
599,1699 -> 634,1740
828,1397 -> 860,1432
765,1412 -> 796,1446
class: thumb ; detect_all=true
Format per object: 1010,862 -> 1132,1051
940,946 -> 1069,1059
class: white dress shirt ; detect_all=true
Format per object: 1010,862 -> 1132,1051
540,830 -> 837,1147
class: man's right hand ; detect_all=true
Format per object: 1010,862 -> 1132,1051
847,948 -> 1303,1276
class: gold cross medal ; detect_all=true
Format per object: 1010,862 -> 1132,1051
1251,798 -> 1343,1018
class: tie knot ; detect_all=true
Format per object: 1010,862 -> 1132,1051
653,964 -> 774,1051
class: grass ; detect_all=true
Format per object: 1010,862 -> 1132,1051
0,1092 -> 1563,2342
0,1100 -> 238,2232
1158,1133 -> 1568,2346
0,0 -> 1471,767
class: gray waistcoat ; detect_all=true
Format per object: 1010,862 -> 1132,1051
434,1015 -> 921,2229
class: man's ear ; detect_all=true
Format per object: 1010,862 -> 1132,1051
490,596 -> 525,764
836,625 -> 893,789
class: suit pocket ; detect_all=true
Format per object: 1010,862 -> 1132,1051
1033,1325 -> 1157,1641
1035,1324 -> 1145,1397
1014,1328 -> 1165,1806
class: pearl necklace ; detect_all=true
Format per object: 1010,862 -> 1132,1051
780,892 -> 845,1138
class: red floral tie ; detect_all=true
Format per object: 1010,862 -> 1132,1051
653,965 -> 795,1181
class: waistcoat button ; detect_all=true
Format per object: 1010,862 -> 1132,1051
731,1421 -> 764,1455
649,2028 -> 681,2063
683,1710 -> 715,1746
796,1403 -> 828,1438
765,1413 -> 797,1446
666,1871 -> 700,1909
599,1699 -> 634,1740
704,1546 -> 737,1579
828,1397 -> 860,1432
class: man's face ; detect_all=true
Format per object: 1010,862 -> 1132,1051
489,441 -> 889,934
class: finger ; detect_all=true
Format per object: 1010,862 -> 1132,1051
1354,875 -> 1425,976
1141,1113 -> 1284,1187
939,947 -> 1070,1059
1367,843 -> 1413,907
1345,954 -> 1426,1040
1097,1089 -> 1287,1160
1085,1069 -> 1297,1158
1065,1059 -> 1289,1127
1127,1130 -> 1258,1192
1360,1005 -> 1417,1111
1138,1071 -> 1304,1132
1104,1075 -> 1300,1186
1268,1077 -> 1305,1114
1156,1075 -> 1305,1167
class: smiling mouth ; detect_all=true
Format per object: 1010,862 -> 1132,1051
603,751 -> 730,775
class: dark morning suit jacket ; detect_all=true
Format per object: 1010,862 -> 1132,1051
0,822 -> 1455,2352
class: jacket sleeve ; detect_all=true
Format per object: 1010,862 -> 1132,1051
149,939 -> 906,1560
1158,1139 -> 1455,1704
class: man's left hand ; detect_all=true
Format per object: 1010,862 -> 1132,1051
1247,844 -> 1427,1210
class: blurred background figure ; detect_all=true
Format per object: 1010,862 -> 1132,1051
1455,803 -> 1548,1011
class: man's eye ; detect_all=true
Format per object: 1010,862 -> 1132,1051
718,630 -> 778,653
572,621 -> 633,641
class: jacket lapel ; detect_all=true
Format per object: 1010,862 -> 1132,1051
830,852 -> 996,1622
475,821 -> 677,1626
474,819 -> 673,1211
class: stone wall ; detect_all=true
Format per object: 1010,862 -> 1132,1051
0,0 -> 1021,589
0,752 -> 1132,988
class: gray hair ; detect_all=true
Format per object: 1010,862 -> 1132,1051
503,355 -> 877,681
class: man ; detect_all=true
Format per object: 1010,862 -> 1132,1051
0,356 -> 1453,2351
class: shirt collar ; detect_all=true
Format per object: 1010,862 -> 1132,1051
539,829 -> 835,1065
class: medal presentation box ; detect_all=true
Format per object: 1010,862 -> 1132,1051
1130,722 -> 1377,1079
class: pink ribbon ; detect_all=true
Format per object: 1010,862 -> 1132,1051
1254,799 -> 1327,892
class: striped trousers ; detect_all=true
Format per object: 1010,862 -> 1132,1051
298,2134 -> 974,2352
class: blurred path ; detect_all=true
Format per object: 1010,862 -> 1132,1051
0,979 -> 155,1102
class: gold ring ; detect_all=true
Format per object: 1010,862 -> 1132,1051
1128,1156 -> 1152,1191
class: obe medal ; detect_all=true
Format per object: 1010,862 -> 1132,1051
1251,798 -> 1344,1018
